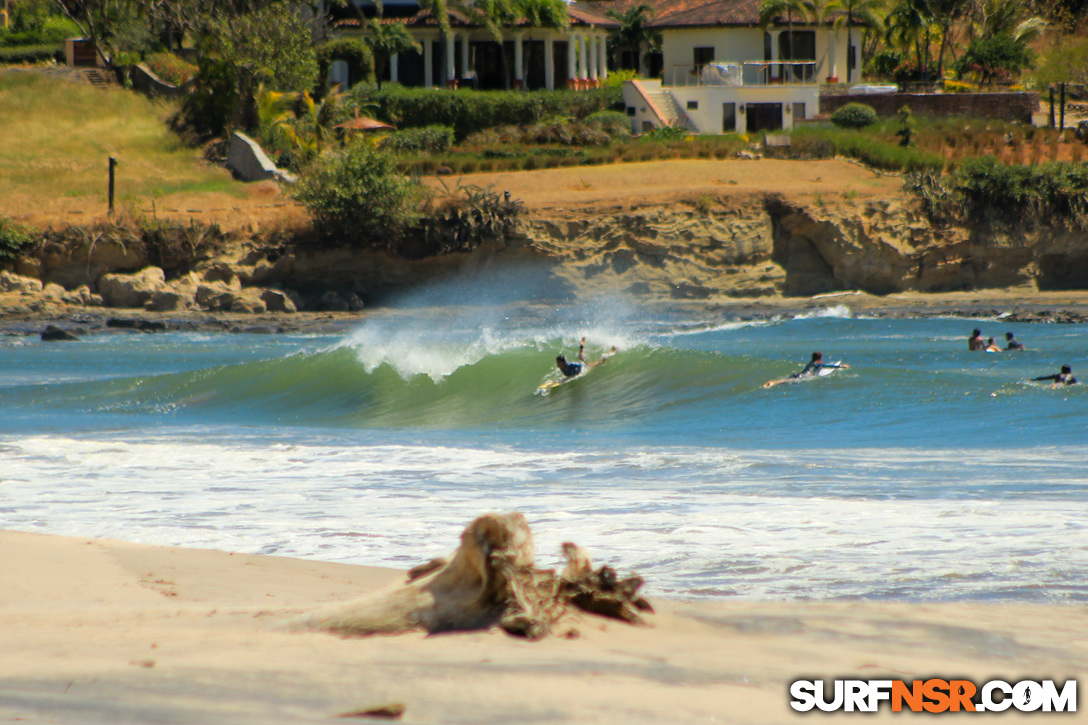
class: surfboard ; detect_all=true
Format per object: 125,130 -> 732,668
763,361 -> 844,389
536,347 -> 617,396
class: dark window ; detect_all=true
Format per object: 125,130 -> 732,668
723,102 -> 736,133
626,106 -> 636,116
687,100 -> 698,110
793,102 -> 806,120
693,46 -> 715,68
779,30 -> 816,81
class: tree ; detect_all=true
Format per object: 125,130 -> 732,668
208,2 -> 318,131
605,2 -> 657,72
802,0 -> 841,79
883,0 -> 933,81
51,0 -> 136,64
833,0 -> 883,82
759,0 -> 808,82
954,33 -> 1032,86
362,18 -> 420,89
896,104 -> 916,147
515,0 -> 568,82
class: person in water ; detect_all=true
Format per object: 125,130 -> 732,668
984,337 -> 1002,352
1005,332 -> 1025,350
968,329 -> 985,351
790,351 -> 849,379
1033,364 -> 1077,385
555,337 -> 587,378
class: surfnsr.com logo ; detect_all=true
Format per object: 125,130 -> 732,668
790,679 -> 1077,713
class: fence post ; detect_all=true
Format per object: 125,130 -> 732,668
108,156 -> 116,213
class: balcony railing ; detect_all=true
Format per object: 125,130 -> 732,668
670,61 -> 818,88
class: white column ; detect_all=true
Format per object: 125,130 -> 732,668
588,36 -> 598,82
390,53 -> 399,85
827,30 -> 837,81
598,34 -> 608,80
446,33 -> 456,84
461,33 -> 470,81
578,33 -> 588,82
514,33 -> 524,87
544,35 -> 555,90
566,34 -> 576,87
424,38 -> 433,87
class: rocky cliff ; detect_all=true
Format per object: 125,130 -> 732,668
5,193 -> 1088,316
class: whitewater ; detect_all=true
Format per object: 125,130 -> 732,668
1,285 -> 1086,604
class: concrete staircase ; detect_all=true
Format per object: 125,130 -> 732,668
82,69 -> 110,90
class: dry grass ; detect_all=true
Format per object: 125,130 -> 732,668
0,70 -> 306,232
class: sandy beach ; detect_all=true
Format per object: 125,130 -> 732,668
2,529 -> 1084,723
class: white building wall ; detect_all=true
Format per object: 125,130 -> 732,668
662,26 -> 860,86
668,85 -> 820,134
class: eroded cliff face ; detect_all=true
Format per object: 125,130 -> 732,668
10,194 -> 1088,310
519,195 -> 1088,301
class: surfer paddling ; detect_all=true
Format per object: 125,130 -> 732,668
1033,364 -> 1077,386
554,337 -> 617,379
763,351 -> 849,389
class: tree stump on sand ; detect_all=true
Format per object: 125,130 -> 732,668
292,512 -> 653,640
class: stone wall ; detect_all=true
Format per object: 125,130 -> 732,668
819,92 -> 1039,124
129,64 -> 188,99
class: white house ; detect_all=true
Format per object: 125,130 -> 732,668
331,0 -> 618,90
619,0 -> 865,134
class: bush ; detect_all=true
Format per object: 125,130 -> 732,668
175,56 -> 239,140
359,86 -> 622,140
951,157 -> 1088,227
584,110 -> 632,137
0,43 -> 62,63
379,125 -> 455,154
315,38 -> 374,98
146,52 -> 198,87
831,102 -> 878,129
293,142 -> 422,246
0,217 -> 34,262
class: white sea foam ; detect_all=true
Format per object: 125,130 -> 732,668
3,435 -> 1085,603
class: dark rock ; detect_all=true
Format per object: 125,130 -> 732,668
41,325 -> 80,342
106,318 -> 167,332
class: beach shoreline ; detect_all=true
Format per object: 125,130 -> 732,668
2,529 -> 1084,724
5,288 -> 1088,338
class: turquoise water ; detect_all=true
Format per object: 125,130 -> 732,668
1,299 -> 1086,602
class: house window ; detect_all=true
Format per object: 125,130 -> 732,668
687,100 -> 698,110
793,102 -> 806,121
626,106 -> 636,117
722,103 -> 736,133
779,30 -> 816,81
693,46 -> 714,69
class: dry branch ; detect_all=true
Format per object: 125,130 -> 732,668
292,512 -> 652,640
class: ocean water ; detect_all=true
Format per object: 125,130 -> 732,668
1,288 -> 1086,604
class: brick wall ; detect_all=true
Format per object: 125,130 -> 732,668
819,92 -> 1039,124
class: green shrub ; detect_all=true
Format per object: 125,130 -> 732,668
600,69 -> 638,89
315,38 -> 374,98
359,86 -> 622,140
584,110 -> 631,137
0,217 -> 34,262
951,157 -> 1088,227
379,125 -> 455,154
641,124 -> 688,141
146,52 -> 198,87
0,43 -> 62,63
175,56 -> 239,140
831,102 -> 878,129
293,142 -> 421,246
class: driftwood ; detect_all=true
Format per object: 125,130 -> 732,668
292,512 -> 652,640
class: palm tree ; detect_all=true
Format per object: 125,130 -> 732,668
514,0 -> 568,85
803,0 -> 841,79
605,3 -> 658,72
363,18 -> 421,88
832,0 -> 884,83
759,0 -> 808,81
884,0 -> 933,81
